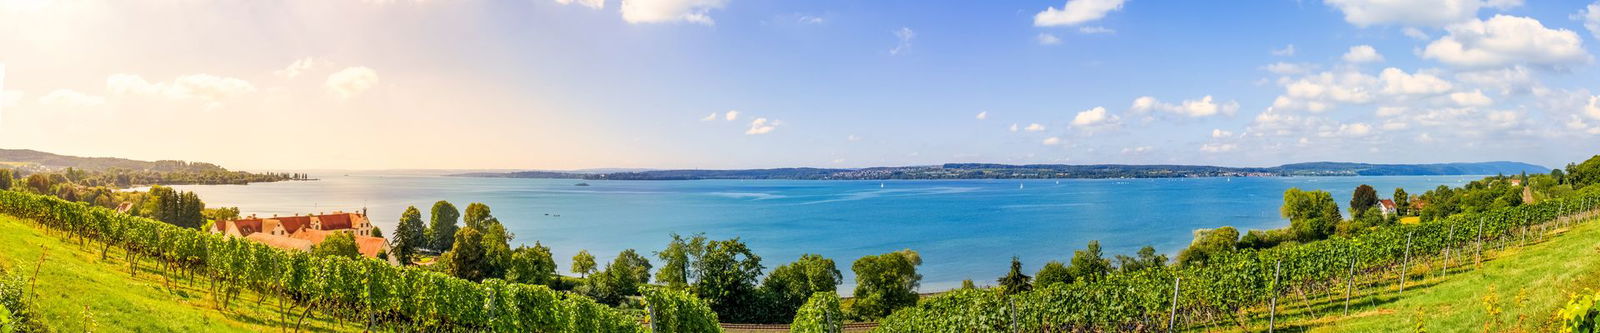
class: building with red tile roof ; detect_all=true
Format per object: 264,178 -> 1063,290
214,210 -> 393,264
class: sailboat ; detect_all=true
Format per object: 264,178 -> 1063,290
880,182 -> 885,188
1019,183 -> 1025,189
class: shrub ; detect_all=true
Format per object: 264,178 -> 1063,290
791,292 -> 843,333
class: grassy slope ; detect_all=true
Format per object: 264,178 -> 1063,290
1236,216 -> 1600,332
0,214 -> 360,332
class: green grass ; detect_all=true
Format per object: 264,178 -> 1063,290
1220,216 -> 1600,332
0,214 -> 361,332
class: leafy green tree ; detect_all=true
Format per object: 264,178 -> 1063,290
960,279 -> 976,289
428,200 -> 460,252
506,242 -> 557,285
589,249 -> 652,305
0,168 -> 12,190
996,256 -> 1031,295
849,249 -> 921,320
758,254 -> 841,322
655,233 -> 707,289
443,227 -> 490,281
572,250 -> 597,278
203,207 -> 240,222
1176,226 -> 1239,267
1034,261 -> 1071,287
1067,240 -> 1111,283
463,202 -> 493,230
311,232 -> 360,259
693,238 -> 764,323
1393,188 -> 1410,216
393,206 -> 427,265
1350,184 -> 1378,218
1566,155 -> 1600,189
1114,245 -> 1167,272
1282,188 -> 1341,241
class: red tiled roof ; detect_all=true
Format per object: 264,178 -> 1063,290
233,219 -> 263,235
355,236 -> 388,258
318,213 -> 353,230
275,216 -> 312,233
293,229 -> 334,244
1379,199 -> 1397,209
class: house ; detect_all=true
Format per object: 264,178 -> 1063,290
214,210 -> 395,264
1378,199 -> 1398,217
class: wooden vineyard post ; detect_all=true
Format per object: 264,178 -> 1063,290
1168,277 -> 1181,333
1475,218 -> 1485,266
1008,297 -> 1018,333
1344,254 -> 1355,317
1270,259 -> 1281,333
1399,232 -> 1413,295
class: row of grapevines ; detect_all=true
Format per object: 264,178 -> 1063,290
874,191 -> 1600,332
0,190 -> 702,332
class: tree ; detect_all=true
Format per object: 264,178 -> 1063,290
203,207 -> 240,222
1393,188 -> 1410,216
1067,240 -> 1111,283
1176,226 -> 1239,267
1034,261 -> 1071,287
572,250 -> 597,278
370,226 -> 383,238
1282,188 -> 1341,241
463,202 -> 493,230
393,206 -> 427,265
960,279 -> 976,289
996,256 -> 1031,295
655,233 -> 707,289
758,254 -> 841,322
1115,245 -> 1167,273
850,249 -> 921,320
0,168 -> 11,190
428,201 -> 460,252
311,232 -> 360,259
443,227 -> 490,281
589,249 -> 653,305
1350,184 -> 1378,218
506,242 -> 557,285
790,292 -> 844,333
693,238 -> 764,323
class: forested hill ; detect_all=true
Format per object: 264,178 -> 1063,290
0,148 -> 307,187
453,161 -> 1551,180
0,148 -> 229,173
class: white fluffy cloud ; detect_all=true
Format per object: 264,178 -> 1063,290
1580,2 -> 1600,40
1211,129 -> 1235,138
555,0 -> 605,10
1131,95 -> 1239,117
620,0 -> 727,25
1036,33 -> 1062,45
1379,68 -> 1453,95
1034,0 -> 1125,27
1449,90 -> 1494,106
1071,106 -> 1117,127
1024,123 -> 1046,132
38,89 -> 105,108
1587,95 -> 1600,120
108,73 -> 257,108
724,110 -> 739,121
1421,15 -> 1590,68
745,117 -> 776,135
325,67 -> 380,100
1342,45 -> 1384,63
1042,137 -> 1062,145
1323,0 -> 1520,27
975,111 -> 988,120
699,112 -> 717,121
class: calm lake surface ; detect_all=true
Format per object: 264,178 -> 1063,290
167,174 -> 1477,291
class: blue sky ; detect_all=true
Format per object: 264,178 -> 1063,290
1,0 -> 1599,170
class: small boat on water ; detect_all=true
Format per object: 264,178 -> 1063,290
1019,183 -> 1024,189
879,183 -> 884,188
574,183 -> 591,186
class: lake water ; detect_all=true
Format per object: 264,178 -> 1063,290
166,174 -> 1477,292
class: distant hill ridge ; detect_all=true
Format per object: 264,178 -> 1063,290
0,148 -> 233,173
454,161 -> 1550,180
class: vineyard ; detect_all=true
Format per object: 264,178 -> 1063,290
873,189 -> 1600,332
0,190 -> 718,332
